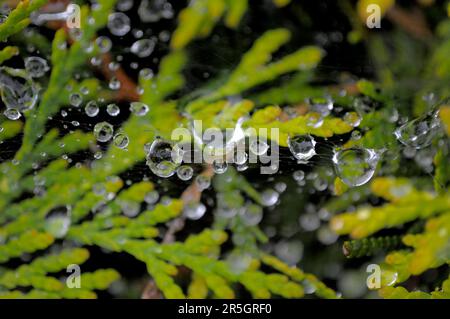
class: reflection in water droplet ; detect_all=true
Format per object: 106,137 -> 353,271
85,100 -> 99,117
96,36 -> 112,53
394,111 -> 441,149
94,121 -> 114,142
3,108 -> 21,120
130,101 -> 149,116
131,39 -> 156,58
113,133 -> 129,149
107,103 -> 120,116
288,134 -> 316,163
0,67 -> 38,111
146,138 -> 183,178
333,147 -> 380,187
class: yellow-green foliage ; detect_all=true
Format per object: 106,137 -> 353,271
1,0 -> 449,300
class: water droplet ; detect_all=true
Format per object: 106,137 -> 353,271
139,68 -> 154,80
261,189 -> 279,206
144,190 -> 159,204
107,12 -> 131,36
95,36 -> 112,53
317,226 -> 338,245
394,112 -> 441,149
85,101 -> 99,117
234,150 -> 248,165
24,56 -> 49,78
94,121 -> 114,142
109,76 -> 121,90
299,212 -> 320,231
212,160 -> 228,174
94,151 -> 103,159
293,170 -> 305,182
306,112 -> 324,128
117,0 -> 134,11
45,206 -> 71,238
0,67 -> 38,111
177,165 -> 193,181
146,138 -> 183,178
113,133 -> 129,149
184,202 -> 206,220
107,103 -> 120,116
333,147 -> 380,187
138,0 -> 174,23
3,108 -> 21,120
343,111 -> 361,127
195,174 -> 211,190
249,140 -> 269,156
120,200 -> 140,217
130,101 -> 149,116
130,39 -> 155,58
275,240 -> 304,265
308,97 -> 333,117
70,93 -> 82,107
288,134 -> 316,163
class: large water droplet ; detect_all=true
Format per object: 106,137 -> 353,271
333,147 -> 380,187
288,134 -> 316,163
0,67 -> 38,111
24,56 -> 49,78
394,111 -> 441,149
